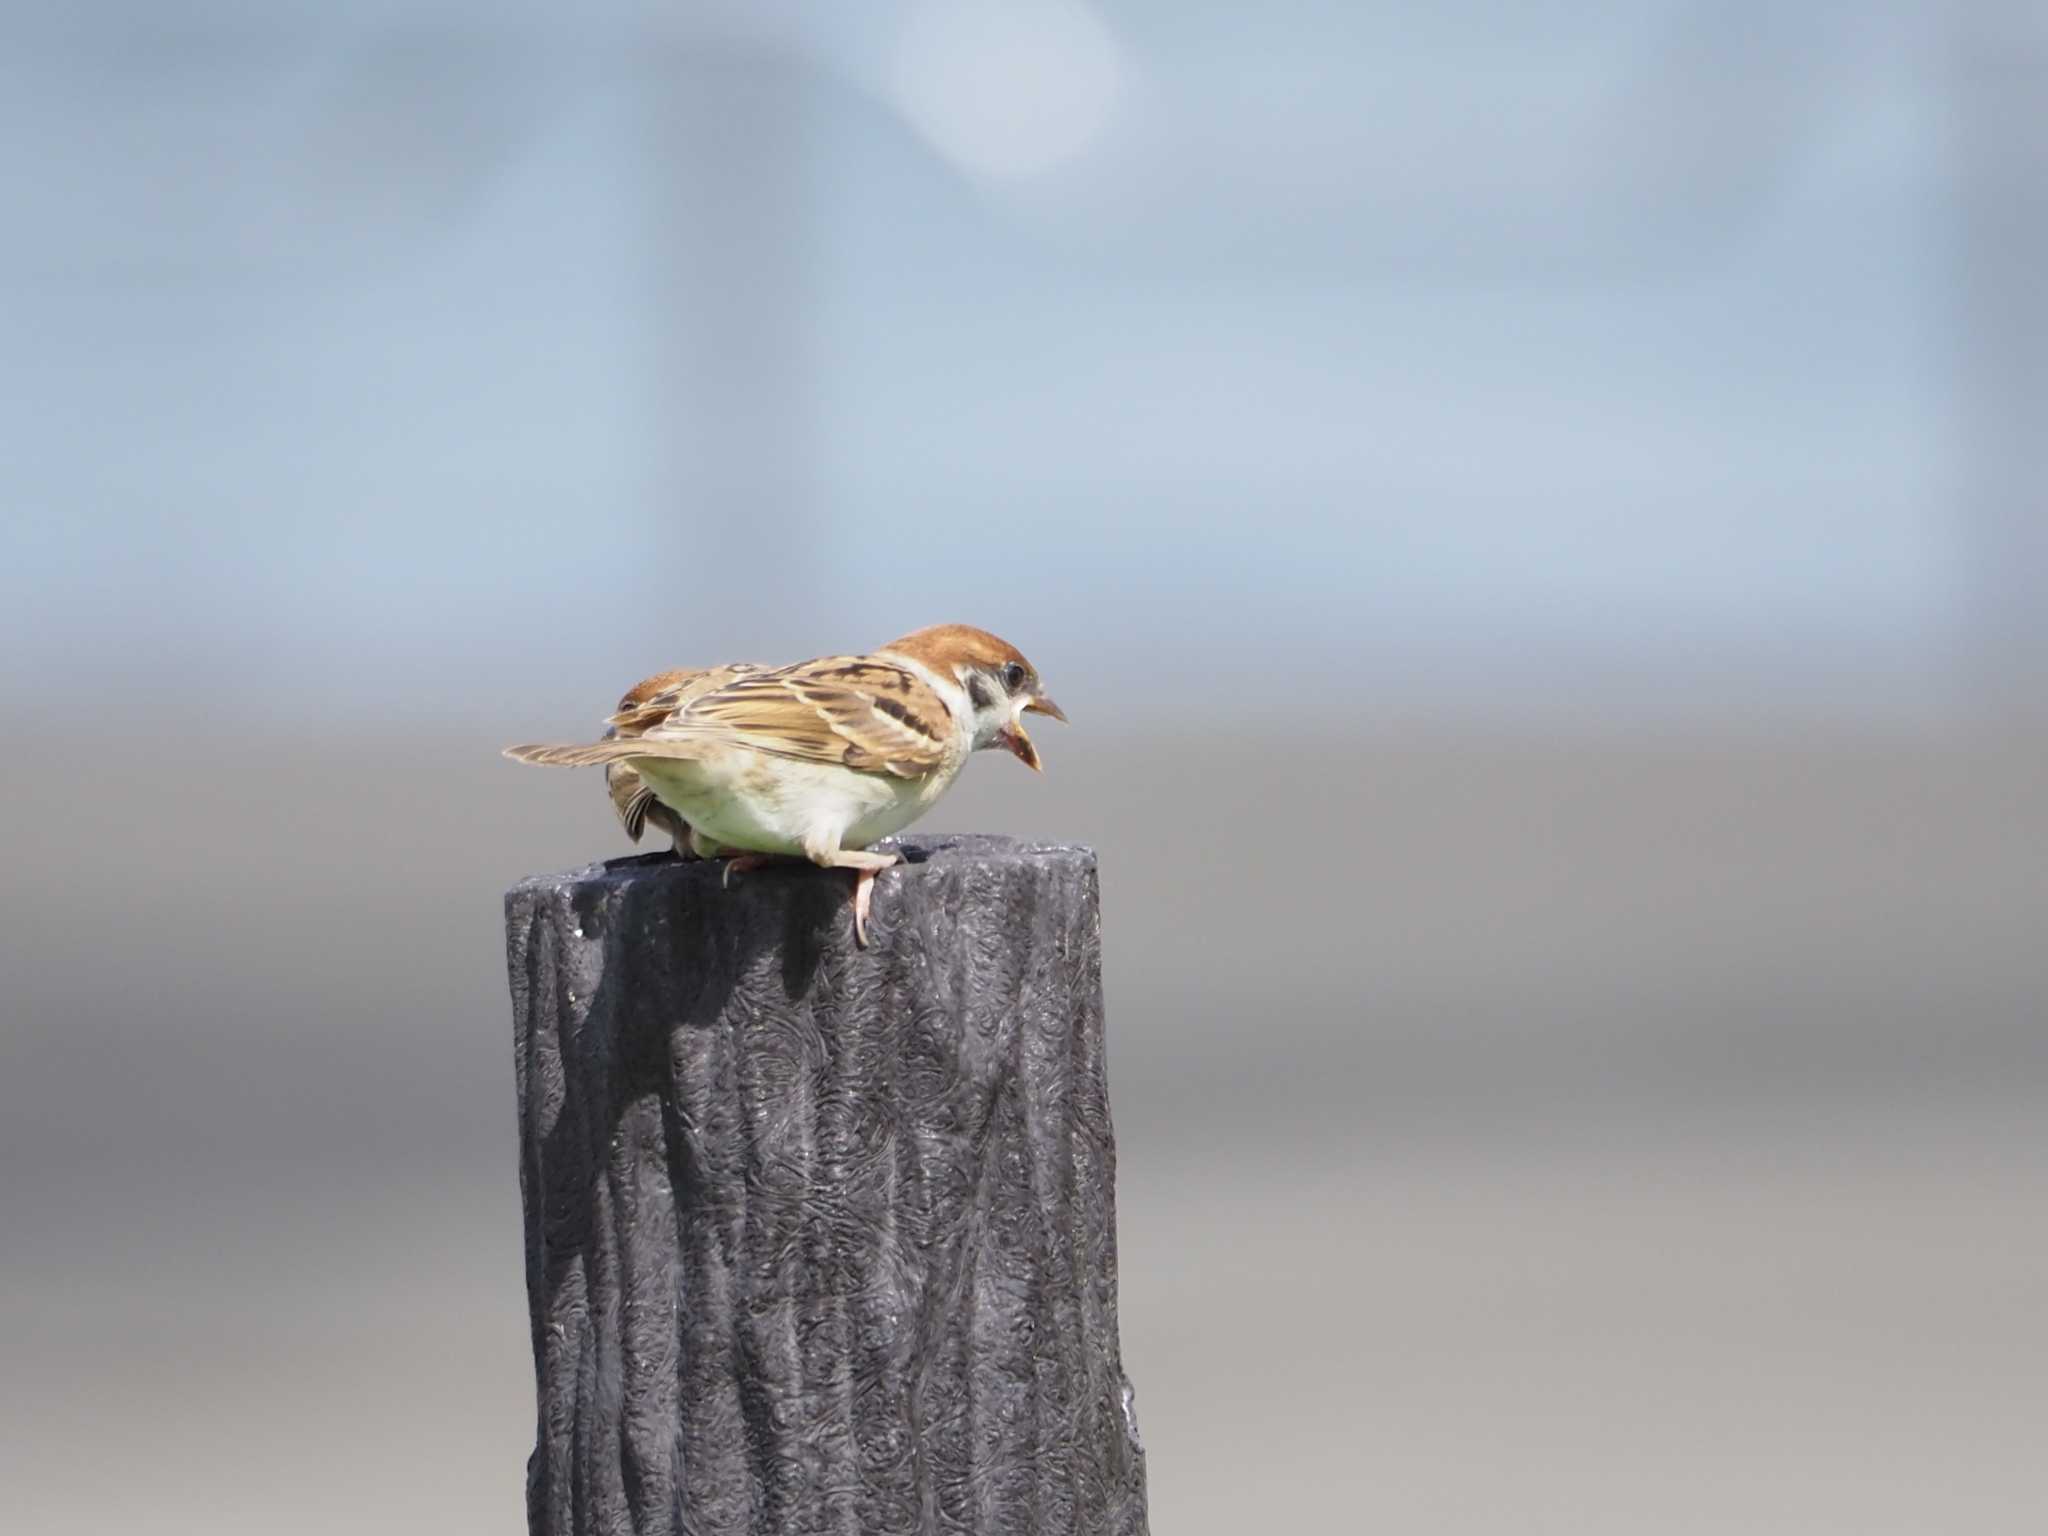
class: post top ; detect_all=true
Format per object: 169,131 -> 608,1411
507,833 -> 1095,903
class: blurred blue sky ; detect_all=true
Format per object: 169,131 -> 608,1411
1,1 -> 2038,726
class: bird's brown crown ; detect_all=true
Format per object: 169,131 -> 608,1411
880,623 -> 1031,675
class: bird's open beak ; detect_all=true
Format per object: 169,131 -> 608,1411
998,694 -> 1066,773
999,723 -> 1042,772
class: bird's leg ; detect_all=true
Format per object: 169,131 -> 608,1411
848,857 -> 897,947
802,838 -> 901,947
687,826 -> 761,884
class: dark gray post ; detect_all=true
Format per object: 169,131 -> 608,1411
504,835 -> 1148,1536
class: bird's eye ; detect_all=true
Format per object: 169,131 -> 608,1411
1002,662 -> 1028,692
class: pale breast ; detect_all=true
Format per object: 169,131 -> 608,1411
633,748 -> 933,857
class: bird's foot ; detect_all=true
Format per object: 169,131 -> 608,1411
842,851 -> 901,947
799,841 -> 901,947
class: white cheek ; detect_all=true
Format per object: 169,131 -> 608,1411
967,697 -> 1023,751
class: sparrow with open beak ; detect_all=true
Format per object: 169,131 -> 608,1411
507,624 -> 1066,944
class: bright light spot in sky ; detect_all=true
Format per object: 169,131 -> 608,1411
889,0 -> 1124,181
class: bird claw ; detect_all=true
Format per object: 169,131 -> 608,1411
718,849 -> 892,945
720,853 -> 775,889
850,853 -> 900,947
852,868 -> 876,946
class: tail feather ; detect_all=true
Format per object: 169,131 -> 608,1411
504,738 -> 710,768
620,785 -> 656,841
503,741 -> 621,766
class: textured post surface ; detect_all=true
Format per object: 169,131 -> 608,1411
505,835 -> 1147,1536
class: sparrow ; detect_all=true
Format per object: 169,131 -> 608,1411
506,624 -> 1065,944
602,662 -> 763,855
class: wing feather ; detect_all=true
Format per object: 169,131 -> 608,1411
595,663 -> 763,837
606,662 -> 763,735
504,657 -> 952,781
643,655 -> 954,778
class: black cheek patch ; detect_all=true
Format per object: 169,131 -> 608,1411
967,673 -> 997,711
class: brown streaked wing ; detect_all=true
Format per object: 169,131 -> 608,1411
606,662 -> 763,735
647,655 -> 954,778
599,664 -> 761,846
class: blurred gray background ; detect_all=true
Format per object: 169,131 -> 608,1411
4,2 -> 2045,1531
